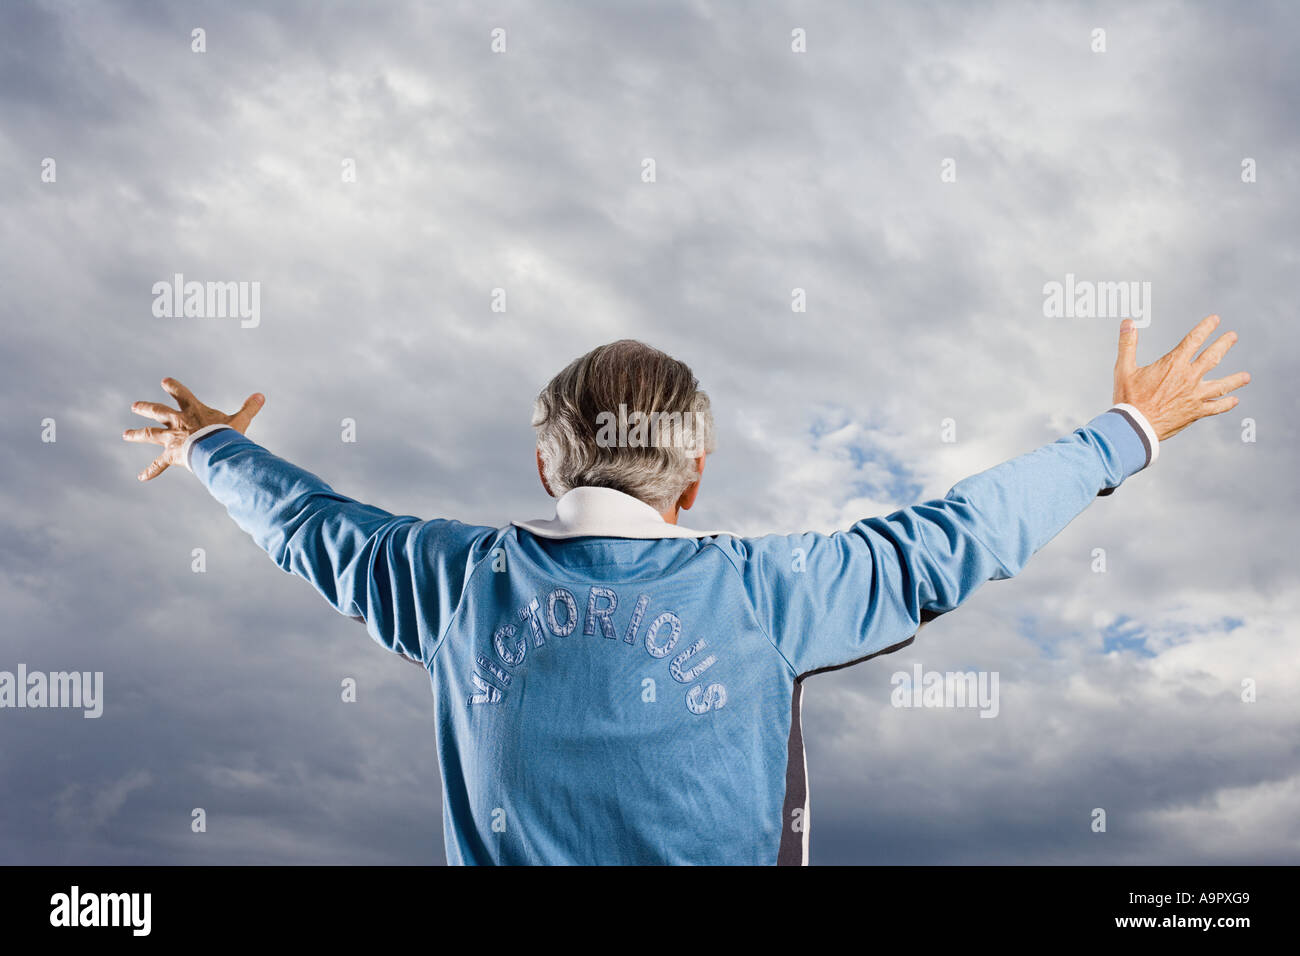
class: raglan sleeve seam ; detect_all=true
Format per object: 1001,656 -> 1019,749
422,525 -> 511,669
708,538 -> 800,680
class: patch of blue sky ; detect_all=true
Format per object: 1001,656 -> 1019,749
1102,614 -> 1247,657
1102,615 -> 1153,657
808,407 -> 925,505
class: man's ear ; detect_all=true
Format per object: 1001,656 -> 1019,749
536,448 -> 556,497
676,452 -> 706,512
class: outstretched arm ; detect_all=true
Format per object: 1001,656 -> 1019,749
737,316 -> 1251,676
123,380 -> 493,664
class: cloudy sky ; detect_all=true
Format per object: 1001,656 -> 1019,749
1,0 -> 1295,864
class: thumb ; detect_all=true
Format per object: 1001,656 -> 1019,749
1115,318 -> 1138,374
228,393 -> 265,433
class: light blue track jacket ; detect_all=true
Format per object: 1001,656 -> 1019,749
186,405 -> 1156,865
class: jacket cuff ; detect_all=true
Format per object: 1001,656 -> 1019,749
1093,404 -> 1158,497
1108,403 -> 1159,467
182,423 -> 234,471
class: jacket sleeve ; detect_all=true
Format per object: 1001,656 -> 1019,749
728,407 -> 1157,676
187,426 -> 496,665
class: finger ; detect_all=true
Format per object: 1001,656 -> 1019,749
131,401 -> 181,426
1198,370 -> 1251,399
138,454 -> 171,482
161,377 -> 199,411
122,427 -> 169,445
1115,319 -> 1139,374
1175,314 -> 1221,361
1199,395 -> 1240,417
1192,329 -> 1238,373
227,393 -> 266,433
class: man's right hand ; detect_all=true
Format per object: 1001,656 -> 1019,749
1112,315 -> 1251,442
123,378 -> 265,481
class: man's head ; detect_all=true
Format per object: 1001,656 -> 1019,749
532,340 -> 716,518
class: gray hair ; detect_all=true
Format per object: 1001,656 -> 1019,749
532,340 -> 716,512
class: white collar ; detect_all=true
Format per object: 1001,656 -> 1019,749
511,486 -> 733,540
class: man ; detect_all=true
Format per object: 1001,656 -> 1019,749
124,315 -> 1248,865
